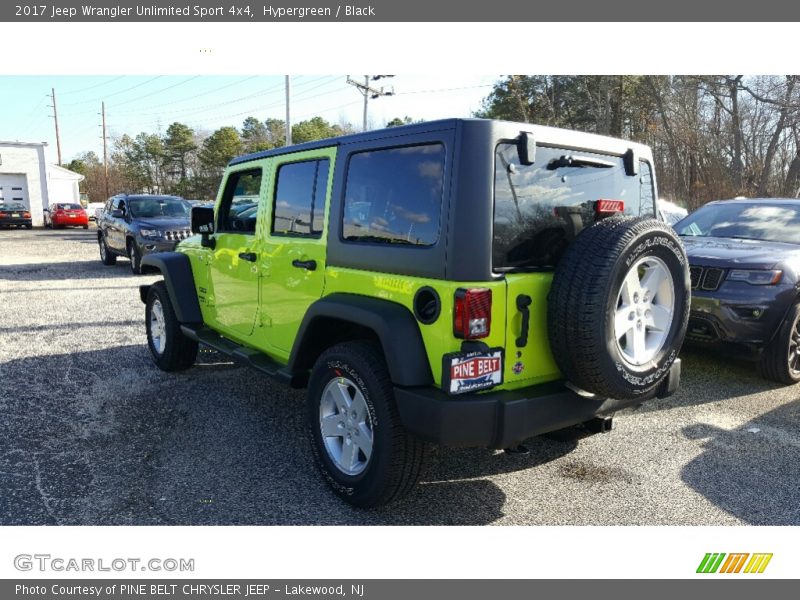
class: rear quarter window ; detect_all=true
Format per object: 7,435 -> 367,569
342,143 -> 445,247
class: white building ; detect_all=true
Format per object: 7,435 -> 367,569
0,141 -> 85,227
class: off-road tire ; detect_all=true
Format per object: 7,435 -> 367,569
307,341 -> 428,508
99,235 -> 116,265
758,303 -> 800,384
145,281 -> 198,372
548,217 -> 690,400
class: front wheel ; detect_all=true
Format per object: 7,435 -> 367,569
758,303 -> 800,384
307,342 -> 427,508
145,281 -> 198,371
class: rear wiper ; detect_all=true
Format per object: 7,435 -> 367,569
547,155 -> 616,170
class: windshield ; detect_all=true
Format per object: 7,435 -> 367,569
56,203 -> 82,210
676,202 -> 800,245
1,202 -> 26,211
128,197 -> 189,218
493,144 -> 656,270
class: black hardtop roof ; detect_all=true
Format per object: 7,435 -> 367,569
228,118 -> 464,166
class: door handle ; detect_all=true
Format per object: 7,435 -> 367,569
516,294 -> 532,348
238,252 -> 257,262
292,259 -> 317,271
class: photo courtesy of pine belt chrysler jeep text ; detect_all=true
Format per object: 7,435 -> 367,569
136,119 -> 691,507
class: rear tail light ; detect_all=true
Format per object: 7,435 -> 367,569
23,212 -> 31,218
453,288 -> 492,339
595,199 -> 624,216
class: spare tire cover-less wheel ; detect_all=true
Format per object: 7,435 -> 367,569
547,217 -> 690,400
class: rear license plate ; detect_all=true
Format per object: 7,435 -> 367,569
69,214 -> 76,217
442,348 -> 503,394
11,213 -> 20,217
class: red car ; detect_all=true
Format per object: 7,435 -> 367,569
45,203 -> 89,229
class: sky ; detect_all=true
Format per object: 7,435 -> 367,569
0,74 -> 500,165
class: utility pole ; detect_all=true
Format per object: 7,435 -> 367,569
346,75 -> 395,131
101,102 -> 109,198
285,75 -> 292,146
50,88 -> 62,165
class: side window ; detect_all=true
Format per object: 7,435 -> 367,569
272,159 -> 329,237
218,169 -> 263,233
342,143 -> 445,246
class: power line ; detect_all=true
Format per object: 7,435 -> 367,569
110,75 -> 261,114
62,76 -> 163,106
135,80 -> 348,130
108,76 -> 203,108
395,83 -> 493,95
15,96 -> 49,140
60,76 -> 126,95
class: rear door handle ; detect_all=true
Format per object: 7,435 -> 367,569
238,252 -> 257,262
292,259 -> 317,271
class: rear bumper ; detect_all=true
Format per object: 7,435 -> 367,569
53,217 -> 88,226
395,359 -> 680,449
0,217 -> 32,226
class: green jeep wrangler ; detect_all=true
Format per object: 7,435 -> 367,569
139,118 -> 690,507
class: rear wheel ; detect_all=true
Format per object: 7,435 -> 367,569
99,235 -> 116,265
25,223 -> 32,230
128,240 -> 142,274
145,281 -> 198,371
307,342 -> 427,507
758,303 -> 800,384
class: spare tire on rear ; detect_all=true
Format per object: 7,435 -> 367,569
547,216 -> 690,400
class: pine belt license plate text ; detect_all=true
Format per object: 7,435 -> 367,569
443,349 -> 503,394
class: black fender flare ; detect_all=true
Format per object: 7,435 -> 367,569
288,293 -> 433,387
138,252 -> 202,324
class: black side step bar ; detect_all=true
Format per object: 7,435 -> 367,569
180,325 -> 307,388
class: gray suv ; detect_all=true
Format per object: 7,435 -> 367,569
97,194 -> 192,274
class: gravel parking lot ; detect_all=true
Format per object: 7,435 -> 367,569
1,227 -> 799,525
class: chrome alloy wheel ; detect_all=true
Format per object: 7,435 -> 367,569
319,376 -> 374,476
149,299 -> 166,355
614,256 -> 675,367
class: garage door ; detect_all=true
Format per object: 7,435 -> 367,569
0,174 -> 29,209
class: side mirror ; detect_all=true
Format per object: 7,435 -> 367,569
191,206 -> 216,249
517,131 -> 536,166
111,209 -> 124,218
